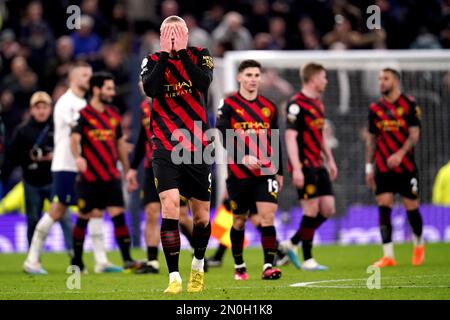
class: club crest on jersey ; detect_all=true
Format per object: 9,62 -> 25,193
261,107 -> 271,118
415,106 -> 422,119
110,118 -> 118,127
306,184 -> 316,195
396,107 -> 404,117
202,55 -> 214,69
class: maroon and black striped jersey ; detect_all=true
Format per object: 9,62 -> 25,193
216,91 -> 283,180
140,47 -> 214,156
141,100 -> 153,168
130,100 -> 153,170
72,104 -> 122,182
368,94 -> 421,173
286,92 -> 325,169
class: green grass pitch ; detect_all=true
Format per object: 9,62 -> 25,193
1,243 -> 449,300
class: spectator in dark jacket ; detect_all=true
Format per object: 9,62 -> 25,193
9,91 -> 73,250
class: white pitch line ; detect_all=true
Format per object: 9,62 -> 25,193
290,274 -> 450,289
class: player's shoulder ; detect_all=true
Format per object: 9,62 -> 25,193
188,46 -> 210,55
401,93 -> 417,105
286,92 -> 305,108
369,99 -> 382,112
258,94 -> 276,109
223,91 -> 238,104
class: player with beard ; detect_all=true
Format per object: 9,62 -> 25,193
23,62 -> 121,274
366,68 -> 425,267
70,72 -> 140,272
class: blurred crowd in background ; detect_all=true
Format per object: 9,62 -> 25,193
1,0 -> 450,197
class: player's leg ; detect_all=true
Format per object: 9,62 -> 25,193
135,201 -> 161,274
280,168 -> 318,268
249,208 -> 288,266
400,173 -> 424,265
187,197 -> 211,291
71,211 -> 90,272
226,177 -> 250,280
185,165 -> 212,293
373,192 -> 396,267
153,156 -> 183,293
136,167 -> 161,274
24,172 -> 76,274
179,198 -> 194,248
87,208 -> 122,273
107,206 -> 137,270
403,197 -> 425,265
299,195 -> 334,271
257,201 -> 282,280
231,212 -> 249,280
105,178 -> 141,271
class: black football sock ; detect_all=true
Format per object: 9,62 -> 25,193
299,216 -> 316,261
160,218 -> 180,273
261,225 -> 277,266
147,246 -> 158,261
407,208 -> 423,242
112,213 -> 133,262
213,243 -> 227,261
72,217 -> 88,269
192,222 -> 211,260
230,226 -> 245,265
379,206 -> 393,244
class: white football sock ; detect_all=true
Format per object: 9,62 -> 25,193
27,213 -> 54,263
263,263 -> 272,271
169,271 -> 182,283
234,263 -> 246,269
412,234 -> 424,246
191,257 -> 204,272
88,218 -> 108,265
383,242 -> 394,258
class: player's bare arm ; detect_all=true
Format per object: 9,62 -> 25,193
285,128 -> 304,189
70,132 -> 86,173
322,138 -> 338,181
365,133 -> 377,188
118,136 -> 131,177
387,126 -> 420,169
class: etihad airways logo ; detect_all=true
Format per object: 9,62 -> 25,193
233,121 -> 270,131
164,80 -> 193,98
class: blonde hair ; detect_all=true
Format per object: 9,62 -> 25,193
160,15 -> 188,32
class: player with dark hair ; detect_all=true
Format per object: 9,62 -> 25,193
141,15 -> 214,294
23,62 -> 118,274
366,68 -> 425,267
216,59 -> 283,280
281,62 -> 338,271
70,72 -> 139,273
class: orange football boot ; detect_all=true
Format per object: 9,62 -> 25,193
412,245 -> 425,266
373,256 -> 397,268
